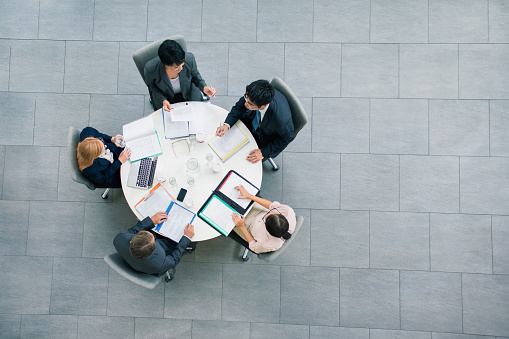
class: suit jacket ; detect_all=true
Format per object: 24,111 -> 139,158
80,127 -> 122,188
225,90 -> 294,158
144,52 -> 207,110
113,217 -> 191,276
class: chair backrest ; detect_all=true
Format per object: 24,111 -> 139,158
270,77 -> 308,137
257,215 -> 304,262
104,252 -> 162,289
132,35 -> 187,83
67,126 -> 96,190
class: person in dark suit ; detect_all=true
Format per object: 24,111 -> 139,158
113,211 -> 194,277
215,79 -> 294,163
77,127 -> 131,188
144,39 -> 216,111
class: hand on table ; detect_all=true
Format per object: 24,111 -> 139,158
151,211 -> 168,224
234,184 -> 252,200
203,86 -> 216,97
118,148 -> 132,163
215,124 -> 229,137
232,213 -> 246,228
184,223 -> 195,238
162,100 -> 172,112
246,149 -> 263,163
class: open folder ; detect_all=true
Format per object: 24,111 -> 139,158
208,123 -> 250,162
153,201 -> 196,243
123,116 -> 162,162
198,170 -> 260,236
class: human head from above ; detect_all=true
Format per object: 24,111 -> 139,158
264,209 -> 292,240
77,137 -> 105,171
158,39 -> 185,71
244,79 -> 275,110
129,230 -> 156,259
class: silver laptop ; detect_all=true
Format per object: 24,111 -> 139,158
127,156 -> 158,189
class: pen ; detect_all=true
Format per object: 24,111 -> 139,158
219,123 -> 224,136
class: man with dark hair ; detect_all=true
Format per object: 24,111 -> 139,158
113,211 -> 194,277
144,39 -> 216,111
216,79 -> 294,163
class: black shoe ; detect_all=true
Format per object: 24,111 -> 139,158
186,243 -> 196,254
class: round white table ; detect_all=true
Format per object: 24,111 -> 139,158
120,102 -> 263,241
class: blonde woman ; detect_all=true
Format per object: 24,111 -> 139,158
77,127 -> 131,188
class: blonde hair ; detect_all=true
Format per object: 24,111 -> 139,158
77,137 -> 104,171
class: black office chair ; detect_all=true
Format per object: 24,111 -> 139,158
67,126 -> 110,199
267,77 -> 308,171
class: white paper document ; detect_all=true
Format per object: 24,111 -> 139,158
123,116 -> 162,161
153,202 -> 195,242
199,196 -> 238,236
163,108 -> 190,139
170,104 -> 195,121
218,171 -> 259,209
135,186 -> 174,219
208,124 -> 249,161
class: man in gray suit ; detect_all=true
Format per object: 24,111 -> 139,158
113,211 -> 194,277
144,39 -> 216,111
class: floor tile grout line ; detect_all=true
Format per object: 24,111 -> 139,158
460,272 -> 464,333
457,44 -> 460,99
92,0 -> 96,41
200,0 -> 203,42
488,100 -> 491,156
145,0 -> 149,42
427,0 -> 430,44
399,270 -> 401,330
428,213 -> 431,271
491,214 -> 494,275
458,157 -> 461,213
487,0 -> 490,43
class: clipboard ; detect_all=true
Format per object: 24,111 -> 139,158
152,201 -> 196,242
197,170 -> 260,236
134,183 -> 175,218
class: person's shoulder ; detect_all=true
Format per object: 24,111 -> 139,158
185,52 -> 196,61
144,57 -> 160,73
270,92 -> 292,119
184,52 -> 197,67
113,230 -> 133,246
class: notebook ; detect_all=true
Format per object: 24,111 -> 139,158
123,116 -> 162,161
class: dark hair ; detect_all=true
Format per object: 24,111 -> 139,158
245,80 -> 275,107
265,214 -> 291,240
130,231 -> 156,259
158,40 -> 185,66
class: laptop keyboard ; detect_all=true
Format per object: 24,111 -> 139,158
136,157 -> 157,188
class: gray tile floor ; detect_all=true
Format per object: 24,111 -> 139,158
0,0 -> 508,338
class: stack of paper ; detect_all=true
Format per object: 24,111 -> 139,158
163,103 -> 212,139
